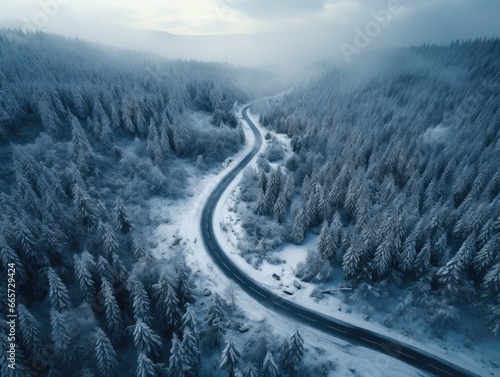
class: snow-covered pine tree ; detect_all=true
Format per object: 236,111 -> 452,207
256,188 -> 268,215
473,236 -> 498,276
283,174 -> 295,201
482,262 -> 500,296
413,240 -> 432,276
111,251 -> 128,281
114,200 -> 132,234
147,120 -> 163,165
204,293 -> 228,346
97,221 -> 120,258
172,121 -> 189,155
160,126 -> 171,156
261,351 -> 279,377
50,308 -> 72,360
132,235 -> 147,259
47,267 -> 71,311
131,320 -> 162,358
342,245 -> 361,278
317,220 -> 338,261
373,235 -> 393,276
97,255 -> 113,283
220,338 -> 240,377
284,330 -> 304,376
273,192 -> 287,223
176,265 -> 195,309
94,327 -> 118,377
291,206 -> 307,245
128,279 -> 153,325
243,363 -> 258,377
72,183 -> 99,232
154,278 -> 181,334
167,333 -> 187,377
0,235 -> 27,283
136,352 -> 157,377
101,277 -> 123,342
18,304 -> 44,360
398,236 -> 417,272
182,329 -> 200,377
71,116 -> 97,177
181,304 -> 198,335
74,252 -> 97,304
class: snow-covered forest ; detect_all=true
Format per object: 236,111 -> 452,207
0,30 -> 308,377
238,39 -> 500,337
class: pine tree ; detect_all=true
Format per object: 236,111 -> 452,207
167,333 -> 187,377
74,252 -> 97,304
273,192 -> 287,223
50,308 -> 72,359
182,329 -> 200,377
97,221 -> 120,258
181,304 -> 198,335
243,363 -> 258,377
47,267 -> 71,311
160,126 -> 171,155
101,278 -> 123,342
318,220 -> 338,261
97,255 -> 114,283
413,241 -> 432,276
482,262 -> 500,296
115,200 -> 132,234
258,172 -> 268,193
436,257 -> 463,295
128,279 -> 153,325
0,235 -> 27,283
132,235 -> 147,259
473,236 -> 498,276
220,338 -> 240,377
136,352 -> 157,377
147,120 -> 163,164
373,236 -> 393,276
73,184 -> 99,232
18,304 -> 43,359
342,245 -> 361,278
261,351 -> 279,377
291,207 -> 307,245
131,320 -> 162,358
398,236 -> 416,272
154,278 -> 181,334
71,116 -> 97,177
94,328 -> 118,377
204,293 -> 228,346
264,168 -> 283,210
284,330 -> 304,376
176,265 -> 195,308
256,188 -> 268,215
283,174 -> 295,201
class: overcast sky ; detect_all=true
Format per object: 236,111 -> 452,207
1,0 -> 499,70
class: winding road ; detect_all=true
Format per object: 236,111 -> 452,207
200,105 -> 478,377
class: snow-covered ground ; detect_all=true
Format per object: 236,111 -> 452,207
211,109 -> 499,376
146,105 -> 426,376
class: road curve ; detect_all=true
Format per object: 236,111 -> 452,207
200,105 -> 478,377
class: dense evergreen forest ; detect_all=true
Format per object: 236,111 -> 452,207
0,30 -> 308,377
240,39 -> 500,336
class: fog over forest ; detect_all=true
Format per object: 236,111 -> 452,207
0,1 -> 499,377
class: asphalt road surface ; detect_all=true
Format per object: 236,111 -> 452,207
200,104 -> 478,377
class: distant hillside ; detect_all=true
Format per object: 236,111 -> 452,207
244,39 -> 500,335
0,30 -> 275,376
